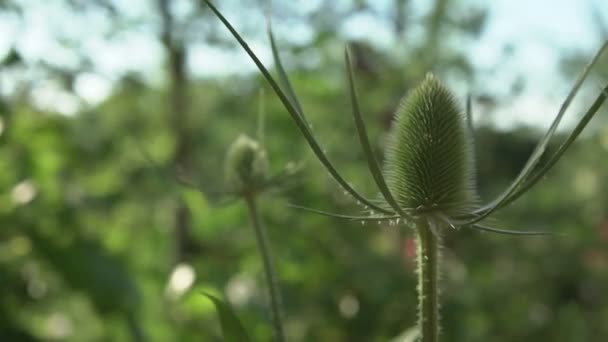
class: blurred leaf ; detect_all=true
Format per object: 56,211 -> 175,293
28,230 -> 139,314
389,326 -> 420,342
1,48 -> 22,67
203,293 -> 251,342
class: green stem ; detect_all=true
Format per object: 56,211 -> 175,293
245,195 -> 285,342
125,311 -> 145,342
416,218 -> 441,342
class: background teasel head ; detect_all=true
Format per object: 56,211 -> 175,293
225,134 -> 269,194
223,91 -> 302,198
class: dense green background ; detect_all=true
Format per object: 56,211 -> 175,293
1,1 -> 608,341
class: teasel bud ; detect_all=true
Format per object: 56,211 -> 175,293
384,73 -> 477,217
225,134 -> 269,194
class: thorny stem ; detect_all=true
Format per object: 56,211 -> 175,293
415,218 -> 441,342
244,194 -> 285,342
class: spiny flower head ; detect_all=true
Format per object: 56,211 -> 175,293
384,74 -> 476,218
225,134 -> 269,194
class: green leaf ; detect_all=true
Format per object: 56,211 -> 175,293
389,326 -> 420,342
203,293 -> 251,342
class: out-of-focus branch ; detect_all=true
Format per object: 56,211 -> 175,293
158,0 -> 197,263
394,0 -> 409,37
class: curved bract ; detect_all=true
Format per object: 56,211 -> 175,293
384,74 -> 476,218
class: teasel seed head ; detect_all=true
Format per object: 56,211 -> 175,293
225,134 -> 269,194
384,73 -> 477,217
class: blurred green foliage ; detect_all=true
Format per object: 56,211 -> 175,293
1,0 -> 608,341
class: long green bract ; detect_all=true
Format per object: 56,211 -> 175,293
287,204 -> 400,221
468,41 -> 608,223
489,83 -> 608,211
344,48 -> 409,217
267,24 -> 305,119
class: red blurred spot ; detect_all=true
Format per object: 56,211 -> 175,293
401,238 -> 416,261
582,249 -> 608,271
